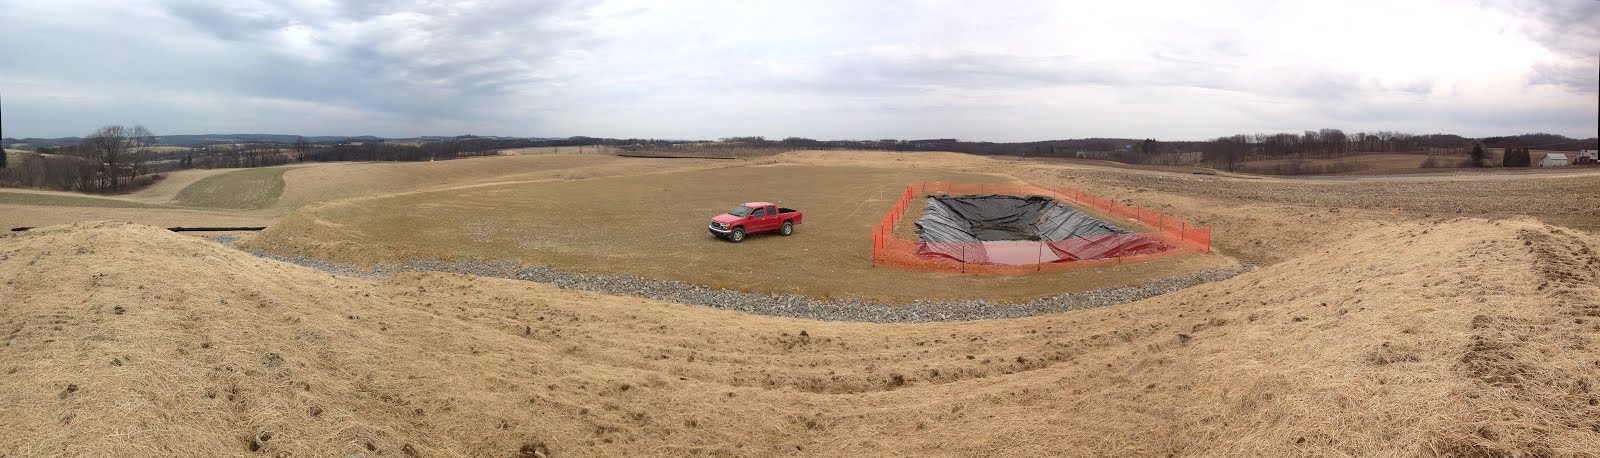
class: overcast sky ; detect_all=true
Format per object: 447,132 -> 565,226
2,0 -> 1596,141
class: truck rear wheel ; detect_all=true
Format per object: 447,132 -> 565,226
729,228 -> 745,243
780,221 -> 794,236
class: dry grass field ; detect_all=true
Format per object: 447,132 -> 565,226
1,150 -> 1598,456
0,191 -> 162,209
0,155 -> 724,231
1235,153 -> 1426,175
1234,151 -> 1598,176
269,154 -> 712,211
173,167 -> 293,209
121,167 -> 244,204
245,163 -> 1236,302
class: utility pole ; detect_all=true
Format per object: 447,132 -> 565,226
1,90 -> 7,169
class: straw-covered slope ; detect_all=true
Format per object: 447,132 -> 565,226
0,220 -> 1595,456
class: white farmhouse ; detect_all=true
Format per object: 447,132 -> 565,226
1539,153 -> 1569,167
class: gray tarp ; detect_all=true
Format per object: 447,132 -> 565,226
913,195 -> 1167,265
915,195 -> 1128,243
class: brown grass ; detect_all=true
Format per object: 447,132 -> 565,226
270,154 -> 718,212
246,163 -> 1235,303
3,218 -> 1595,456
0,154 -> 725,231
172,167 -> 291,209
0,191 -> 162,209
1232,153 -> 1424,175
115,167 -> 245,204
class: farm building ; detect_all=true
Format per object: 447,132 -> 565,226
1539,153 -> 1569,167
1577,150 -> 1598,164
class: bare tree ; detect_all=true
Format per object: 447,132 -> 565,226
1,91 -> 6,169
129,125 -> 156,177
292,136 -> 312,163
1502,147 -> 1531,167
82,124 -> 156,191
242,143 -> 268,168
84,125 -> 130,191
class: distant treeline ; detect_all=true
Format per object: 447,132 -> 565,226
2,125 -> 164,193
625,131 -> 1597,173
5,129 -> 1595,192
712,131 -> 1597,170
0,131 -> 570,193
0,152 -> 161,193
1,132 -> 706,192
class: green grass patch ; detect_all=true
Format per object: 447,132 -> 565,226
0,191 -> 161,208
174,167 -> 291,210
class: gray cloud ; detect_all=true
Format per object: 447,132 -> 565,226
154,0 -> 603,121
757,43 -> 1405,109
756,48 -> 1129,96
163,2 -> 293,41
1504,0 -> 1600,60
1490,0 -> 1600,93
1,0 -> 1595,140
1530,61 -> 1600,94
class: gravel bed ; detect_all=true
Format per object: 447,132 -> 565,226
243,248 -> 1256,323
205,234 -> 242,246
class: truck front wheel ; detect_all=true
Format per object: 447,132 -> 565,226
780,221 -> 794,236
729,228 -> 745,243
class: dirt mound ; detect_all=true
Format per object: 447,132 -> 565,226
1,220 -> 1596,456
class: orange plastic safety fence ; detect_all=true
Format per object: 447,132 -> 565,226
871,181 -> 1211,274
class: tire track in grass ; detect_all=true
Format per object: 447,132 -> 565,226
802,179 -> 923,277
0,191 -> 163,209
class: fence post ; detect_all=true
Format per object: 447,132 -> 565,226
960,243 -> 967,274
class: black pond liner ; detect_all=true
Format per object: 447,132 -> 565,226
913,195 -> 1168,265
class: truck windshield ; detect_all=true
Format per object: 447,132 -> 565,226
728,205 -> 753,217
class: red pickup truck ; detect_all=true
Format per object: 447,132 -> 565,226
708,201 -> 802,242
